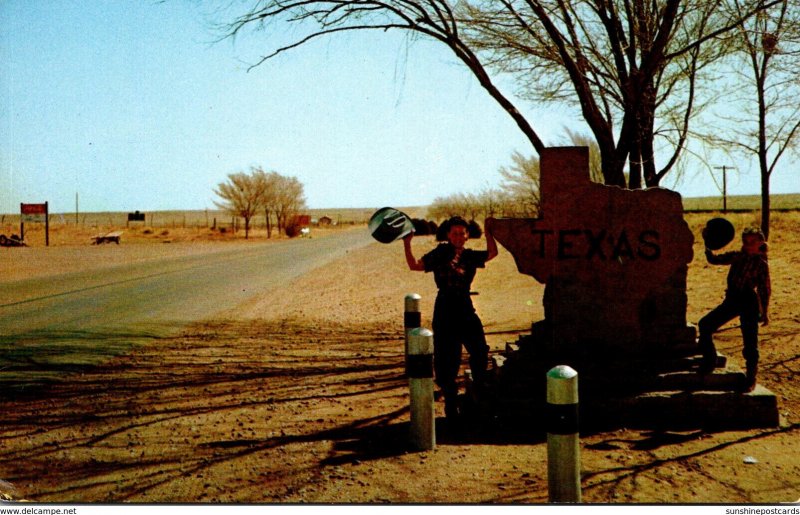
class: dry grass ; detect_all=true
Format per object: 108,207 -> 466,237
0,209 -> 798,503
0,206 -> 427,234
682,193 -> 800,211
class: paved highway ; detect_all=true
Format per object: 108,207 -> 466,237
0,230 -> 373,378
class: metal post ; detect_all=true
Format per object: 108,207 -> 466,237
404,294 -> 421,357
547,365 -> 581,503
713,165 -> 736,214
722,166 -> 727,214
408,327 -> 435,451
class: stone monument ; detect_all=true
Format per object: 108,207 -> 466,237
478,147 -> 779,429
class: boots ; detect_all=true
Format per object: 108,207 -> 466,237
443,387 -> 460,422
742,363 -> 758,393
697,334 -> 717,375
697,354 -> 716,375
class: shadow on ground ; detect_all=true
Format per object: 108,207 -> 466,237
0,317 -> 798,503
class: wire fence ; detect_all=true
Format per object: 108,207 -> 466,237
0,208 -> 384,231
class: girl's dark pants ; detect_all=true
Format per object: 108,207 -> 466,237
432,291 -> 489,407
698,289 -> 760,370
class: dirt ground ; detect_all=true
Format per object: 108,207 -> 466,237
0,213 -> 798,504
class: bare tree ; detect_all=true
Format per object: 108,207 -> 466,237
428,189 -> 513,222
216,0 -> 775,188
214,167 -> 307,238
563,129 -> 604,184
220,0 -> 547,156
464,0 -> 780,187
428,193 -> 472,220
498,151 -> 540,216
273,175 -> 307,234
214,169 -> 268,239
710,0 -> 800,239
477,186 -> 504,218
430,130 -> 603,220
253,168 -> 280,238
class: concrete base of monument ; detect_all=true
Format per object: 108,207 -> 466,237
463,331 -> 780,431
527,320 -> 702,360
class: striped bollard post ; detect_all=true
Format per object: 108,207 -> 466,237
404,294 -> 422,357
547,365 -> 581,503
408,327 -> 435,451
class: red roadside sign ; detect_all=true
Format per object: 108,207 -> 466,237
19,202 -> 50,246
21,203 -> 47,215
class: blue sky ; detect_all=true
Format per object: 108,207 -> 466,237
1,1 -> 797,214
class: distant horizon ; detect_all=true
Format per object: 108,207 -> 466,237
2,192 -> 798,218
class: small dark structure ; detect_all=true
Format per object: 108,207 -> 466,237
318,216 -> 333,226
0,234 -> 26,247
92,231 -> 122,245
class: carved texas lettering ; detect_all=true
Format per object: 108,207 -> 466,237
531,228 -> 661,261
490,147 -> 695,350
585,229 -> 606,260
557,229 -> 582,259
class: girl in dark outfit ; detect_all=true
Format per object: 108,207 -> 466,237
403,216 -> 498,420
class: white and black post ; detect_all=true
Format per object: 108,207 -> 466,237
404,293 -> 421,356
547,365 -> 581,503
407,327 -> 435,451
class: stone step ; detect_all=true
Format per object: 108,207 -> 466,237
508,329 -> 710,361
575,365 -> 746,393
648,368 -> 744,392
471,333 -> 778,430
492,366 -> 745,396
496,349 -> 728,382
482,385 -> 779,430
584,385 -> 780,429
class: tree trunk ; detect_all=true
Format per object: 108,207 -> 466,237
628,144 -> 643,189
245,217 -> 250,239
641,85 -> 659,188
599,150 -> 627,187
266,209 -> 272,239
597,115 -> 631,187
640,125 -> 658,188
761,173 -> 771,241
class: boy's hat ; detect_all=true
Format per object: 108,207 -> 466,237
742,226 -> 766,241
702,217 -> 735,250
369,207 -> 415,244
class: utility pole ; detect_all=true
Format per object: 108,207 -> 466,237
713,165 -> 736,214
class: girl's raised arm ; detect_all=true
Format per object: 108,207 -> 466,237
403,233 -> 426,271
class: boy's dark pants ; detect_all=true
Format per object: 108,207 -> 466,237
432,294 -> 489,407
698,289 -> 760,370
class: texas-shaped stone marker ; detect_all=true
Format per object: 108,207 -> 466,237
491,147 -> 696,356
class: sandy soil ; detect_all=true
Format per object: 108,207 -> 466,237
0,224 -> 345,283
0,213 -> 798,504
